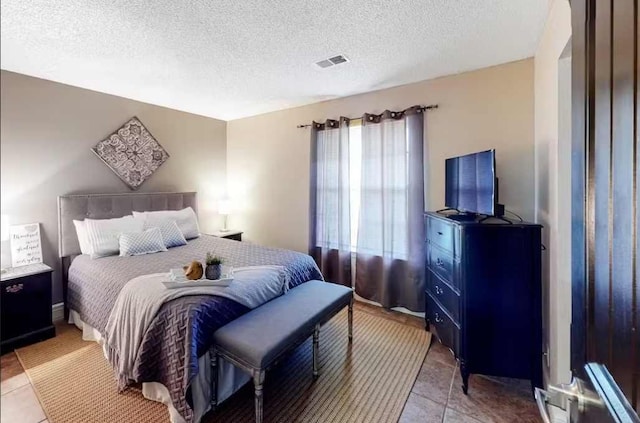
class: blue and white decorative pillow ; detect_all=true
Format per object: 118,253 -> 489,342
144,218 -> 188,248
119,227 -> 168,257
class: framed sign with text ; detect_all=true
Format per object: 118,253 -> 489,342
10,223 -> 43,268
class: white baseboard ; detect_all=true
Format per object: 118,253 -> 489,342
354,293 -> 426,318
52,302 -> 65,323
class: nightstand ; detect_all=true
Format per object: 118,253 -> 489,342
1,263 -> 55,353
210,230 -> 243,241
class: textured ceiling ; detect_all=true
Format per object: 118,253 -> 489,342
0,0 -> 547,120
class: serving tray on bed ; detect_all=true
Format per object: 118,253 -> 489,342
162,278 -> 233,289
162,268 -> 233,289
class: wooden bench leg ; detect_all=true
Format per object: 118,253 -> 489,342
210,346 -> 218,410
313,323 -> 320,378
253,370 -> 265,423
348,297 -> 354,343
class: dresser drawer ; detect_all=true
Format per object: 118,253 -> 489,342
426,292 -> 460,357
426,269 -> 460,324
426,215 -> 456,255
426,244 -> 457,289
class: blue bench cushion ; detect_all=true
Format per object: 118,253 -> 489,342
212,280 -> 352,369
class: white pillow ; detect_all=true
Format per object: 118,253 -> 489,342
119,227 -> 167,257
73,219 -> 93,255
132,207 -> 200,239
85,215 -> 144,259
143,218 -> 187,248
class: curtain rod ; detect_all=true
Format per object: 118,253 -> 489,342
296,104 -> 438,128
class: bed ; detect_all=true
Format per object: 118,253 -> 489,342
58,192 -> 322,423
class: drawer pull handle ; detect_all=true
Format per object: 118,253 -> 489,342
436,258 -> 445,267
6,283 -> 23,294
434,312 -> 444,323
435,285 -> 443,295
437,231 -> 443,235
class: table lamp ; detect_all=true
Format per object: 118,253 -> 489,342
218,200 -> 231,232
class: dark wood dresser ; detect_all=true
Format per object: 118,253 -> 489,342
1,263 -> 55,354
424,212 -> 543,394
210,230 -> 243,241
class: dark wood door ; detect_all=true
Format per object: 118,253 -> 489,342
571,0 -> 639,413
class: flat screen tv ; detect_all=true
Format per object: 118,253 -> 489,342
445,149 -> 497,216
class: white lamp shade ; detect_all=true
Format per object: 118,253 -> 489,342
218,200 -> 232,216
1,215 -> 9,241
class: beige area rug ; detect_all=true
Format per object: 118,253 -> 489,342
16,309 -> 431,423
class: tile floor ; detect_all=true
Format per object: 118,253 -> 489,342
1,302 -> 541,423
1,352 -> 47,423
399,341 -> 542,423
356,302 -> 542,423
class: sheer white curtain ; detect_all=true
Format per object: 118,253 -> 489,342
357,117 -> 409,259
309,118 -> 352,286
355,108 -> 425,311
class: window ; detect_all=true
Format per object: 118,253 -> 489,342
349,118 -> 410,258
316,117 -> 410,258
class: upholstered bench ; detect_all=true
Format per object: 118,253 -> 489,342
210,280 -> 354,423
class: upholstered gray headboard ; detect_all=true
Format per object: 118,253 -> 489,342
57,191 -> 197,258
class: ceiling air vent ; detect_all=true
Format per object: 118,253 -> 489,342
315,54 -> 349,69
329,55 -> 348,65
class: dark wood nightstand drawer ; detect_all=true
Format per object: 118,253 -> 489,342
426,269 -> 460,324
425,215 -> 457,255
426,292 -> 460,357
426,244 -> 457,289
1,265 -> 55,353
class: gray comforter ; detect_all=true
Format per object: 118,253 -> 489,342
105,266 -> 288,390
68,236 -> 322,422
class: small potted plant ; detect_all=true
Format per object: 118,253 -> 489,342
205,253 -> 223,280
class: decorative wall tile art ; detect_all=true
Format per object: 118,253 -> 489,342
92,117 -> 169,190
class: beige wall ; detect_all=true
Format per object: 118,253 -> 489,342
533,0 -> 572,385
0,70 -> 228,303
227,59 -> 535,253
1,58 -> 540,318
